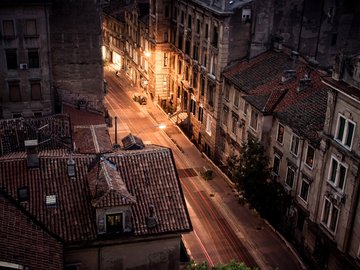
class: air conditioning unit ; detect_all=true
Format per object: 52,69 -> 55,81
19,63 -> 28,70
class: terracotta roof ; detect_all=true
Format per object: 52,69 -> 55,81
63,104 -> 106,127
228,50 -> 330,144
0,115 -> 71,155
223,51 -> 292,93
0,190 -> 63,270
73,124 -> 113,154
0,146 -> 191,243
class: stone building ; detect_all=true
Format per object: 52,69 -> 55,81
102,0 -> 151,91
0,0 -> 53,119
302,53 -> 360,269
0,0 -> 105,119
149,0 -> 254,159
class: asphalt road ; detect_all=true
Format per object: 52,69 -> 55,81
104,67 -> 305,270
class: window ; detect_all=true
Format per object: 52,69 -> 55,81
193,69 -> 198,88
8,83 -> 21,102
231,114 -> 238,134
244,102 -> 249,115
222,106 -> 229,126
203,49 -> 207,67
187,15 -> 192,29
28,50 -> 39,68
299,178 -> 310,202
31,82 -> 42,100
178,34 -> 183,50
212,26 -> 218,47
286,166 -> 295,188
205,23 -> 209,39
2,20 -> 15,37
273,154 -> 281,176
106,213 -> 123,233
208,84 -> 214,106
6,49 -> 17,70
328,156 -> 347,191
200,76 -> 205,96
185,65 -> 189,81
164,5 -> 170,18
305,145 -> 315,168
198,106 -> 203,122
25,19 -> 37,36
276,124 -> 284,144
335,114 -> 356,150
250,110 -> 258,131
196,19 -> 200,33
321,197 -> 339,233
224,84 -> 230,101
185,39 -> 191,55
190,99 -> 196,115
206,114 -> 212,136
163,53 -> 168,67
234,90 -> 239,107
18,187 -> 29,202
181,11 -> 185,24
290,134 -> 300,156
193,44 -> 199,60
178,59 -> 182,74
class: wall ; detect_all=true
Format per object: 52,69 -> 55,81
65,236 -> 181,270
50,0 -> 104,113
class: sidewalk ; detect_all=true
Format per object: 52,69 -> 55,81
107,67 -> 306,270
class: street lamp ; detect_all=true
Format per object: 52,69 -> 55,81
135,123 -> 166,137
144,51 -> 151,58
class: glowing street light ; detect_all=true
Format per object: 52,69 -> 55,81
144,51 -> 151,58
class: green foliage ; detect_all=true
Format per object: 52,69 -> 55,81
188,260 -> 255,270
227,137 -> 286,224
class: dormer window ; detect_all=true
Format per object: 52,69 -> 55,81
106,213 -> 123,233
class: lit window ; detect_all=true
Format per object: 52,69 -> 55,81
335,114 -> 356,150
206,114 -> 212,136
321,197 -> 339,233
305,145 -> 315,168
276,123 -> 284,144
286,166 -> 295,188
106,213 -> 123,233
290,134 -> 300,156
299,178 -> 310,202
328,156 -> 347,191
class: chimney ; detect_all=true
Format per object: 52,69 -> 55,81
25,139 -> 39,168
297,75 -> 312,93
273,36 -> 284,52
332,51 -> 344,81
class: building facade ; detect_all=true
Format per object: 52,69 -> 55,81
0,0 -> 105,119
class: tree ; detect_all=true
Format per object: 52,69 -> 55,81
188,260 -> 256,270
228,137 -> 286,225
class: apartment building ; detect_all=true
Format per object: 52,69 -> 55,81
303,53 -> 360,270
149,0 -> 254,159
0,0 -> 53,119
102,0 -> 151,91
0,0 -> 105,119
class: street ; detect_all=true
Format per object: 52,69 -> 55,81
104,67 -> 305,270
